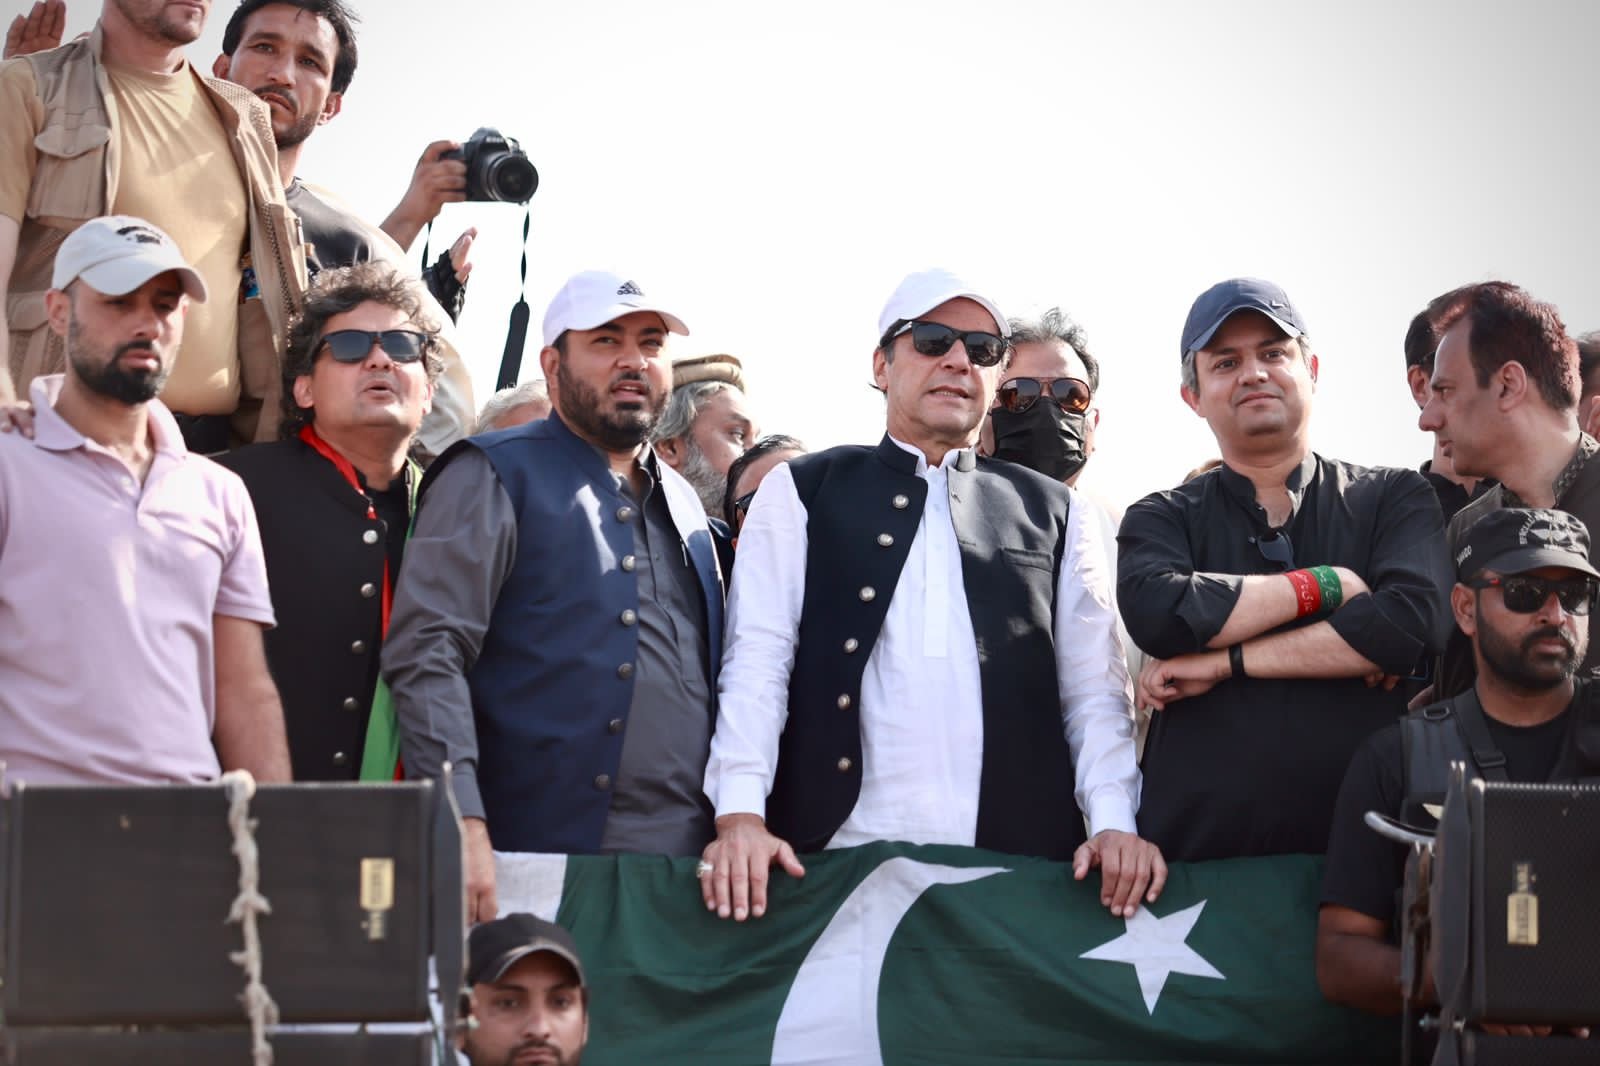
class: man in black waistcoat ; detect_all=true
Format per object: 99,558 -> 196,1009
1318,508 -> 1600,1025
698,268 -> 1160,923
219,262 -> 440,781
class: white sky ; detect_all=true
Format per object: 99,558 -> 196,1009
38,0 -> 1600,508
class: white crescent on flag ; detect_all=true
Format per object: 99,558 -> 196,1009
770,857 -> 1010,1066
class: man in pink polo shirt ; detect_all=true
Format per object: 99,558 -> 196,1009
0,215 -> 290,787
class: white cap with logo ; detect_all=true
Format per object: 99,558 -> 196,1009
877,267 -> 1008,341
541,270 -> 689,348
51,215 -> 208,302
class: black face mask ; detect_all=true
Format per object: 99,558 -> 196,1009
990,402 -> 1089,482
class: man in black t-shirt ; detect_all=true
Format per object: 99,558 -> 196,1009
1317,507 -> 1600,1025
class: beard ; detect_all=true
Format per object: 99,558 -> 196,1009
114,0 -> 206,45
256,88 -> 319,149
676,436 -> 727,516
1478,615 -> 1586,693
463,1036 -> 577,1066
556,357 -> 664,453
68,319 -> 170,405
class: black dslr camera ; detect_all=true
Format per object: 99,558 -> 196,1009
445,127 -> 539,204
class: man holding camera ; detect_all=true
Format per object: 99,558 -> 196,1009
212,0 -> 478,459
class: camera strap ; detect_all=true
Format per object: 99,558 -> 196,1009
495,207 -> 533,391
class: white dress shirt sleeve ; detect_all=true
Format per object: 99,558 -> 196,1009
1056,486 -> 1142,836
703,461 -> 808,821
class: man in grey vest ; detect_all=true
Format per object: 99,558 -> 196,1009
1318,507 -> 1600,1020
699,268 -> 1160,923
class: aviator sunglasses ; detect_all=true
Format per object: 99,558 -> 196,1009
1468,574 -> 1599,615
881,320 -> 1009,368
995,376 -> 1093,415
316,329 -> 428,364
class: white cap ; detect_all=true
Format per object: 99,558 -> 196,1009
541,270 -> 689,348
51,215 -> 207,302
876,268 -> 1007,340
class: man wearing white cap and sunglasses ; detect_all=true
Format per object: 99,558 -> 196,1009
700,268 -> 1161,923
383,270 -> 724,922
0,214 -> 290,787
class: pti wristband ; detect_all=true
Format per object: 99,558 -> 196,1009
1229,643 -> 1247,680
1286,569 -> 1322,618
1310,565 -> 1343,612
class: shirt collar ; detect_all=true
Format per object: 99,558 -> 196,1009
886,433 -> 974,476
1217,451 -> 1318,527
27,374 -> 186,459
1502,434 -> 1598,509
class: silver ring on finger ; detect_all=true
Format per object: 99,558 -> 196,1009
696,859 -> 714,879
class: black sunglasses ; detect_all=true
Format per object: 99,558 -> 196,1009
1250,530 -> 1294,572
1469,574 -> 1599,615
881,320 -> 1009,368
995,376 -> 1093,415
317,329 -> 428,364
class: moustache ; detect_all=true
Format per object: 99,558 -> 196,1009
1523,626 -> 1577,656
254,86 -> 298,110
115,340 -> 158,361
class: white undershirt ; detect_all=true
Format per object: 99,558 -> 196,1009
703,438 -> 1140,847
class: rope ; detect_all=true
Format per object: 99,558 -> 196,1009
221,770 -> 279,1065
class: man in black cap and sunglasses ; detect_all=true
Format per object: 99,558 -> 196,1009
1318,507 -> 1600,1027
1117,277 -> 1452,862
701,267 -> 1159,924
219,261 -> 441,782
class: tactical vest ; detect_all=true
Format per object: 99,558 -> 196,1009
1401,680 -> 1600,826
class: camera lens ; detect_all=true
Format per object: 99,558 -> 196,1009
485,154 -> 539,204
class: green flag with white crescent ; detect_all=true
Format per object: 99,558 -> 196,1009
494,842 -> 1396,1065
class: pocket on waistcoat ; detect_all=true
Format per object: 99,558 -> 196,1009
999,545 -> 1056,572
28,123 -> 110,224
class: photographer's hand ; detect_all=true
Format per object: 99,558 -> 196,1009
380,140 -> 468,250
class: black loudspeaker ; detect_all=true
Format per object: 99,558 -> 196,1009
0,781 -> 462,1028
3,1028 -> 434,1065
1432,772 -> 1600,1028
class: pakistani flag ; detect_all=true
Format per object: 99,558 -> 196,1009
495,842 -> 1395,1065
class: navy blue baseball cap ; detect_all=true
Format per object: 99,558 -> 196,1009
1180,278 -> 1308,360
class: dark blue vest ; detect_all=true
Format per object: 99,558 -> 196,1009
427,413 -> 723,853
768,437 -> 1085,859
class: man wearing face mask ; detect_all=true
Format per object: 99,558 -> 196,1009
981,307 -> 1098,486
979,308 -> 1149,742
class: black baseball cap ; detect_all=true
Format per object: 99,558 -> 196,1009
466,914 -> 586,987
1180,277 -> 1308,360
1454,508 -> 1600,582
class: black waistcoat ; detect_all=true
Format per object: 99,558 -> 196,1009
218,438 -> 403,781
768,436 -> 1086,859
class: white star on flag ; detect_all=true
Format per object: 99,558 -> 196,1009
1079,900 -> 1225,1014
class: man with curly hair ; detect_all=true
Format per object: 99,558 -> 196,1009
218,261 -> 440,781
